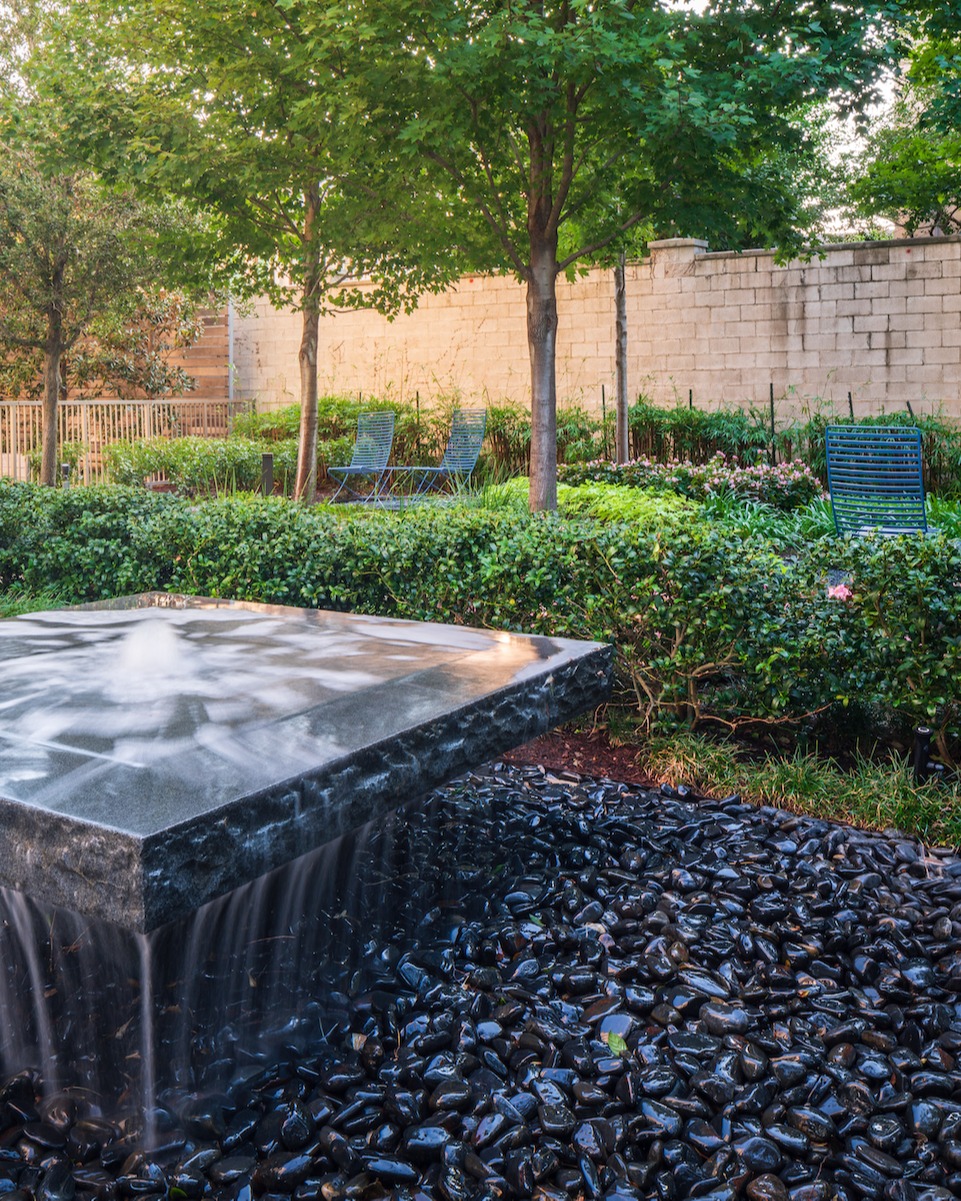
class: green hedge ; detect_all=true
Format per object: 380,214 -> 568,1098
628,401 -> 771,464
1,481 -> 958,762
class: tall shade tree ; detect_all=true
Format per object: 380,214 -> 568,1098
0,150 -> 185,484
323,0 -> 897,509
52,0 -> 467,501
852,0 -> 961,236
907,2 -> 961,127
850,86 -> 961,234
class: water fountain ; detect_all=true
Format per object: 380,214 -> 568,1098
0,593 -> 611,1125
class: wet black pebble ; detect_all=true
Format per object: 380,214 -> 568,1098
2,765 -> 960,1201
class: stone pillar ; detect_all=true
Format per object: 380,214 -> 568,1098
648,238 -> 709,278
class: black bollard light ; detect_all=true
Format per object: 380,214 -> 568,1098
261,452 -> 274,496
60,463 -> 71,489
912,726 -> 945,784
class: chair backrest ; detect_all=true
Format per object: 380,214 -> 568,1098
439,408 -> 487,475
348,411 -> 395,471
825,424 -> 928,535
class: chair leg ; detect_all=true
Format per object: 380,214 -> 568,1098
329,473 -> 349,503
413,469 -> 443,496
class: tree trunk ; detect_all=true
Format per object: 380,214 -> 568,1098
527,235 -> 559,512
614,252 -> 629,465
294,187 -> 322,502
40,308 -> 64,487
293,304 -> 320,501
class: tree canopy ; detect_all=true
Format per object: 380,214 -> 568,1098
50,0 -> 471,499
319,0 -> 900,509
0,146 -> 202,483
0,3 -> 219,483
20,0 -> 901,506
851,0 -> 961,235
851,88 -> 961,235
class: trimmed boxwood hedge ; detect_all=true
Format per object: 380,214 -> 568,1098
2,481 -> 958,763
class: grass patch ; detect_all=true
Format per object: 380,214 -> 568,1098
636,730 -> 961,848
0,587 -> 66,618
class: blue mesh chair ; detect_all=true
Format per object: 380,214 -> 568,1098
389,408 -> 487,499
328,411 -> 395,503
825,425 -> 931,536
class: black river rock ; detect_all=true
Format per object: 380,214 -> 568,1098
0,762 -> 959,1201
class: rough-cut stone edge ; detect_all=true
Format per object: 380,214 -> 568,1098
136,645 -> 612,931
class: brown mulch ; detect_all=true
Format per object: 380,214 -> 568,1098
502,728 -> 658,788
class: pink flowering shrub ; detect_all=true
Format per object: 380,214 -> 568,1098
559,454 -> 824,511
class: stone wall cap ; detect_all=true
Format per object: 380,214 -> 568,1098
648,238 -> 710,252
700,232 -> 961,262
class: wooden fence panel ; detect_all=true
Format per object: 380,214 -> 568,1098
0,399 -> 251,484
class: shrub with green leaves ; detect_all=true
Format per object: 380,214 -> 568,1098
104,436 -> 302,494
231,404 -> 302,441
27,441 -> 86,483
483,403 -> 531,475
481,402 -> 614,475
231,396 -> 450,466
1,481 -> 958,764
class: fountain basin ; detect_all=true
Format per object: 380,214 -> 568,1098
0,593 -> 611,930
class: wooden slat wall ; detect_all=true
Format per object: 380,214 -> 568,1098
62,309 -> 231,403
0,398 -> 250,484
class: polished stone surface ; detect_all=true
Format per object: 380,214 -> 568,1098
0,594 -> 611,930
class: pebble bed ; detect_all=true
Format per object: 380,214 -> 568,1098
2,762 -> 961,1201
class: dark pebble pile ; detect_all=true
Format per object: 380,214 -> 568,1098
1,763 -> 960,1201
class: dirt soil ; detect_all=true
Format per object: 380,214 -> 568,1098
502,727 -> 657,787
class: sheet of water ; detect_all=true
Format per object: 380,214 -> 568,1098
0,800 -> 444,1139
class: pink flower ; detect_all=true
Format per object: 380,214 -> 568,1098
827,584 -> 852,601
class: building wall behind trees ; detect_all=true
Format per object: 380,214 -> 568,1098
173,311 -> 231,400
231,235 -> 961,419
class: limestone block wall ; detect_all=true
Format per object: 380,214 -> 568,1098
231,235 -> 961,419
231,271 -> 613,411
634,237 -> 961,418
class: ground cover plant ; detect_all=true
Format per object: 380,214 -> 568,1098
483,479 -> 700,526
637,730 -> 961,847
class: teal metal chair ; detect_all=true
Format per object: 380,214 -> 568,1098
328,411 -> 395,503
825,425 -> 931,536
388,408 -> 487,499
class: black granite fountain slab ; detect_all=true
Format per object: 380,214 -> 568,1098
0,594 -> 611,931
